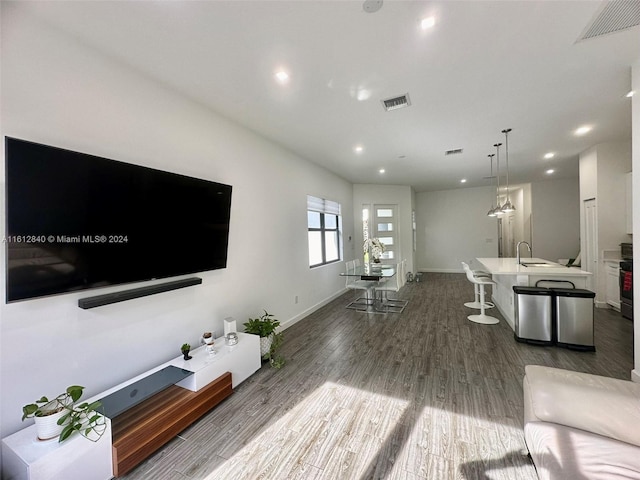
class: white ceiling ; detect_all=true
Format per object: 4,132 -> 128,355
15,0 -> 640,192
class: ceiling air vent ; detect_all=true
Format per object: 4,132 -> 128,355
381,93 -> 411,112
445,148 -> 463,156
578,1 -> 640,41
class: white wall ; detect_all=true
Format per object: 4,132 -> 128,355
531,177 -> 580,262
352,184 -> 415,274
415,186 -> 499,272
416,180 -> 580,272
0,5 -> 353,438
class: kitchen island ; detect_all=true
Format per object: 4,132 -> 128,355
476,257 -> 592,330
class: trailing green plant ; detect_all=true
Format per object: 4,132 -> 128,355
243,310 -> 280,338
22,385 -> 106,442
267,331 -> 286,369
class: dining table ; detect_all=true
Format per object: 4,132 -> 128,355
340,263 -> 396,281
340,263 -> 397,312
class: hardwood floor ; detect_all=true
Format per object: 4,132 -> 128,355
121,273 -> 634,480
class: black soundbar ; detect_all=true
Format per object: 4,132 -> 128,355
78,277 -> 202,309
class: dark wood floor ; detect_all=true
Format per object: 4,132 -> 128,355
121,273 -> 634,480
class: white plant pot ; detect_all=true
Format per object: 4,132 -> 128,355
34,407 -> 67,441
259,335 -> 273,357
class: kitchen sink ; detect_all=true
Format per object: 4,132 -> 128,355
520,262 -> 556,267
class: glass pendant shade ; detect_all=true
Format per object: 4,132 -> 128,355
501,200 -> 515,212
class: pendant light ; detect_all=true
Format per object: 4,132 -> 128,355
493,142 -> 504,216
501,128 -> 515,212
487,154 -> 497,217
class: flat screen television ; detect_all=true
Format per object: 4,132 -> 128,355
5,137 -> 232,303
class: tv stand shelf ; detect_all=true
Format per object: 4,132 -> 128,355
111,372 -> 232,477
2,333 -> 261,480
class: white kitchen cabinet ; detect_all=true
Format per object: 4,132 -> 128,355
605,261 -> 620,310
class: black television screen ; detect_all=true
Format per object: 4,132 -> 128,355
5,137 -> 232,302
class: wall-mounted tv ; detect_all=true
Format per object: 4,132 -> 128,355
5,137 -> 232,303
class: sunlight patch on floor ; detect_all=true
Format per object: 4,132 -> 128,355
201,381 -> 410,479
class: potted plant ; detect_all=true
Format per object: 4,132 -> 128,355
202,332 -> 214,345
243,310 -> 285,368
22,385 -> 106,442
181,343 -> 192,360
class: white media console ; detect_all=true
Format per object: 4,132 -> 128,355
2,333 -> 261,480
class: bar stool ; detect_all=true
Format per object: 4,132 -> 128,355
464,267 -> 499,324
461,262 -> 494,310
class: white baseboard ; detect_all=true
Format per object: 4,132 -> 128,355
280,288 -> 348,331
632,369 -> 640,383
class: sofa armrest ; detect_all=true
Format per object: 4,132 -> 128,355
524,365 -> 640,447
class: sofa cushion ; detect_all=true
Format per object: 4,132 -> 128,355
524,365 -> 640,447
525,422 -> 640,480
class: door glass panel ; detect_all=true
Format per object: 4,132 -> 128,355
377,223 -> 393,232
378,236 -> 393,246
377,208 -> 393,217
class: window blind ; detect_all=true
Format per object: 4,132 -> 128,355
307,195 -> 341,215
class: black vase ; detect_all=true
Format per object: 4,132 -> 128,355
182,350 -> 192,360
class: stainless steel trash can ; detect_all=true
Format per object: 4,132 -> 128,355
552,288 -> 595,351
513,286 -> 554,345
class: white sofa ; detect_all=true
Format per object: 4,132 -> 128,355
523,365 -> 640,479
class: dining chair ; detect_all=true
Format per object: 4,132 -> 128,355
400,259 -> 407,287
345,260 -> 376,309
375,262 -> 408,313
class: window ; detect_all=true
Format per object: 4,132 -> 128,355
308,195 -> 342,267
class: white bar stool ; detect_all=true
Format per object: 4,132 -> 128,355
461,262 -> 494,310
463,266 -> 499,324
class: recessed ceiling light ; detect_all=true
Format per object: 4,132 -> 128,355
575,125 -> 592,136
626,90 -> 635,98
546,169 -> 555,175
460,178 -> 467,183
354,145 -> 364,154
274,70 -> 289,83
420,16 -> 436,30
379,169 -> 385,174
356,88 -> 371,101
544,152 -> 555,159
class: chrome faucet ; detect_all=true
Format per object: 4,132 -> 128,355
517,241 -> 532,265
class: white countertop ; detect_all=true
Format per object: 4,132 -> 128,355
477,257 -> 592,276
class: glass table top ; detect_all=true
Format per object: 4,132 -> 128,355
340,264 -> 396,277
